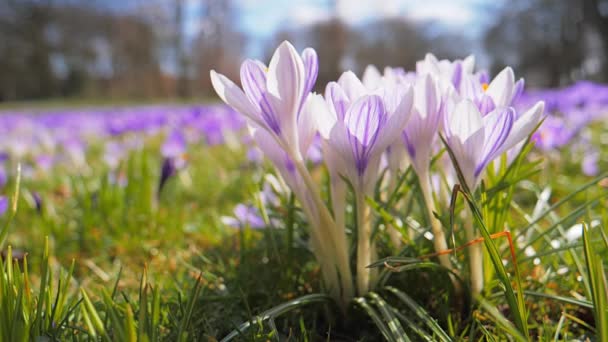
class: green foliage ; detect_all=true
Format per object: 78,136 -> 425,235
0,124 -> 606,341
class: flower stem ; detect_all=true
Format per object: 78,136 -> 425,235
386,174 -> 403,249
464,210 -> 483,295
418,170 -> 453,270
356,190 -> 372,295
292,158 -> 354,306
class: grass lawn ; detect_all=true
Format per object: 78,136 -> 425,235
0,102 -> 606,341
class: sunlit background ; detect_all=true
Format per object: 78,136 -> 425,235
1,0 -> 607,102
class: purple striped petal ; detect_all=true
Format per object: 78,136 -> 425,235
241,60 -> 282,134
512,78 -> 525,104
240,59 -> 267,110
475,107 -> 514,176
325,82 -> 350,121
452,61 -> 463,89
478,71 -> 489,84
259,93 -> 282,134
477,94 -> 496,116
301,48 -> 318,96
344,95 -> 386,175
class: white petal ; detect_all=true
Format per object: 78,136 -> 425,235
448,128 -> 484,190
266,41 -> 306,146
448,100 -> 483,142
462,55 -> 475,73
502,101 -> 545,151
414,74 -> 440,120
362,65 -> 382,89
486,67 -> 515,107
337,71 -> 367,100
376,85 -> 413,150
328,121 -> 358,185
298,94 -> 324,156
210,70 -> 262,127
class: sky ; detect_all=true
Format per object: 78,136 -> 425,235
182,0 -> 501,61
234,0 -> 490,39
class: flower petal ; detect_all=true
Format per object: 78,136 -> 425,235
447,99 -> 483,142
486,67 -> 515,107
240,59 -> 267,111
301,48 -> 318,95
344,95 -> 386,175
337,71 -> 367,100
414,74 -> 439,120
298,94 -> 324,156
210,70 -> 262,127
325,82 -> 350,121
362,65 -> 382,89
476,106 -> 514,175
266,41 -> 306,146
376,85 -> 413,150
502,101 -> 545,151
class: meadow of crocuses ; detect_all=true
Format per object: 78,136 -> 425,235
0,41 -> 607,341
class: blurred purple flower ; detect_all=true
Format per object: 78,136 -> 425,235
161,130 -> 187,158
32,191 -> 42,213
35,154 -> 54,172
221,204 -> 266,229
158,157 -> 177,196
0,196 -> 8,216
582,149 -> 599,176
0,167 -> 6,188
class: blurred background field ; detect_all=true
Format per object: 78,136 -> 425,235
0,0 -> 608,340
1,0 -> 608,103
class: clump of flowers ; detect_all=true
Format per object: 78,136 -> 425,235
211,41 -> 545,306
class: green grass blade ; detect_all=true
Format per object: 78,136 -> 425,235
177,274 -> 204,342
354,296 -> 395,342
385,286 -> 452,342
582,223 -> 608,341
523,290 -> 593,309
0,164 -> 20,250
368,292 -> 410,342
221,293 -> 332,342
477,299 -> 527,342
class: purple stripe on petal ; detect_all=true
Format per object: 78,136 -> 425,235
475,107 -> 514,176
260,93 -> 282,134
298,48 -> 319,116
344,95 -> 386,175
512,78 -> 525,104
477,94 -> 496,116
240,59 -> 267,111
301,48 -> 318,96
402,132 -> 416,159
325,82 -> 349,120
478,71 -> 489,84
452,62 -> 463,89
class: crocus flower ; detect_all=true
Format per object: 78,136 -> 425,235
221,204 -> 266,229
161,130 -> 187,158
31,191 -> 42,213
403,74 -> 442,178
210,41 -> 317,161
321,71 -> 413,294
582,148 -> 599,176
103,142 -> 125,170
444,99 -> 515,191
323,71 -> 413,195
459,67 -> 524,115
416,53 -> 475,90
157,157 -> 176,196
